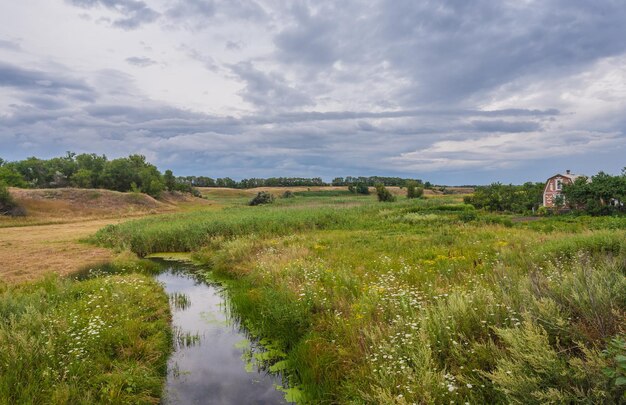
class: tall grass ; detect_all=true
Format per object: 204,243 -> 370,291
91,196 -> 626,403
91,204 -> 378,256
0,272 -> 171,404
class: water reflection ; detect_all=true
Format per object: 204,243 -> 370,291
155,261 -> 289,405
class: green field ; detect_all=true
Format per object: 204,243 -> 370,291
0,261 -> 171,404
92,190 -> 626,404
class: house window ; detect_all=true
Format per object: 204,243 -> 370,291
556,179 -> 562,190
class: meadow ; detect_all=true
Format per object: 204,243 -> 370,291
93,190 -> 626,404
0,259 -> 171,404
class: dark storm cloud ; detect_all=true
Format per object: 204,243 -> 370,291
66,0 -> 159,29
125,56 -> 157,67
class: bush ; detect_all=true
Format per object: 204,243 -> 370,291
406,181 -> 424,199
375,184 -> 396,202
349,183 -> 370,195
0,182 -> 24,216
282,191 -> 295,198
249,191 -> 275,206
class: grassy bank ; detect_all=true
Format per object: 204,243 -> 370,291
0,266 -> 171,404
93,194 -> 626,403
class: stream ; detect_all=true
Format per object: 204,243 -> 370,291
153,259 -> 290,405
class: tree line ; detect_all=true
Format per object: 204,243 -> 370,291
0,152 -> 194,198
332,176 -> 423,187
0,153 -> 426,198
176,176 -> 327,188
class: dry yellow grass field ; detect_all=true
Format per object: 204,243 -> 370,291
0,219 -> 119,283
0,188 -> 212,283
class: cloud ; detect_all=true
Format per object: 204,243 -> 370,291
0,39 -> 20,51
2,1 -> 625,184
125,56 -> 157,67
230,61 -> 313,110
66,0 -> 159,29
0,62 -> 95,101
470,120 -> 542,133
392,130 -> 624,171
274,3 -> 338,67
165,0 -> 215,21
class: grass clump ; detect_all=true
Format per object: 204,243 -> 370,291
0,272 -> 171,404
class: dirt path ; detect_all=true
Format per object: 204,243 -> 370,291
0,218 -> 124,284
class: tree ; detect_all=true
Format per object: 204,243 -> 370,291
464,182 -> 544,213
406,180 -> 424,199
164,170 -> 176,191
71,169 -> 94,188
0,165 -> 28,188
375,184 -> 396,202
561,171 -> 626,215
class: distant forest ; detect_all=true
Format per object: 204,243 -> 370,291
0,152 -> 424,197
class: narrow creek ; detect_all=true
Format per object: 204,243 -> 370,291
153,259 -> 291,404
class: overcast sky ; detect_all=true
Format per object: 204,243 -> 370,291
1,0 -> 625,184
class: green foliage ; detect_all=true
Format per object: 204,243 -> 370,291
603,336 -> 626,401
489,321 -> 612,404
0,181 -> 24,216
0,152 -> 199,198
406,180 -> 424,199
163,169 -> 176,191
0,272 -> 170,404
348,182 -> 370,195
465,182 -> 544,213
0,165 -> 27,187
249,191 -> 275,206
332,176 -> 423,187
375,183 -> 396,202
282,190 -> 295,198
562,171 -> 626,215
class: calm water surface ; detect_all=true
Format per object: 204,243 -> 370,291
155,261 -> 289,405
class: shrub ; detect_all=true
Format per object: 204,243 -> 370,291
406,181 -> 424,199
349,183 -> 370,195
0,181 -> 24,216
375,184 -> 396,202
249,191 -> 275,206
282,191 -> 295,198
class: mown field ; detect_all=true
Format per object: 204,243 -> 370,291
93,190 -> 626,404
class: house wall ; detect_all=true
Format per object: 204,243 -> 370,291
543,176 -> 572,207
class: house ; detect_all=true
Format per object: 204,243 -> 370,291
543,170 -> 585,207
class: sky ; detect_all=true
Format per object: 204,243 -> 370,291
0,0 -> 625,184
